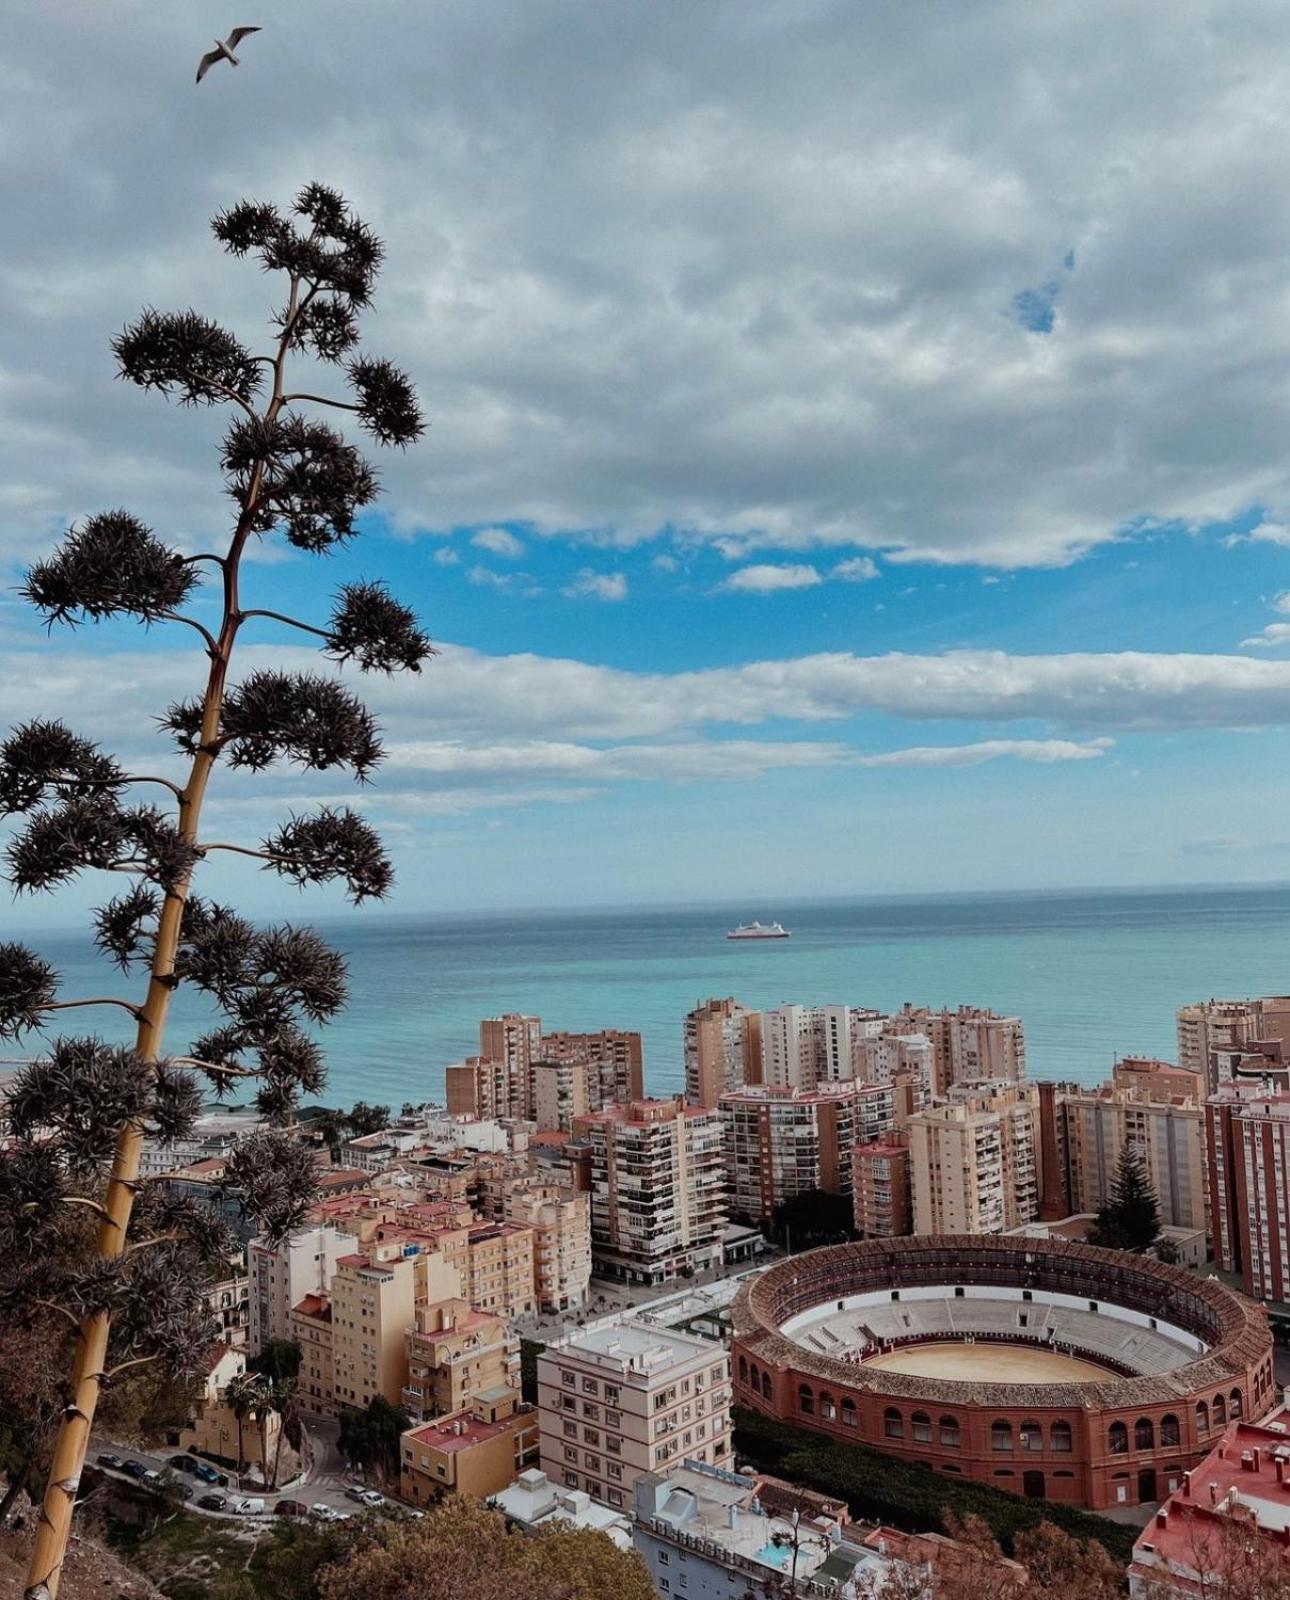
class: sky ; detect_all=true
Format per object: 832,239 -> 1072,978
5,0 -> 1290,918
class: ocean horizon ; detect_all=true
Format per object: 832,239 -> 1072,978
7,880 -> 1290,1109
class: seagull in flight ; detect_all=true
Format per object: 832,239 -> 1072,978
196,27 -> 261,84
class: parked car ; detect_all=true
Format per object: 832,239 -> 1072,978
360,1490 -> 385,1508
275,1500 -> 307,1518
191,1462 -> 223,1485
344,1485 -> 372,1504
95,1453 -> 124,1471
234,1498 -> 266,1516
142,1470 -> 164,1489
168,1455 -> 195,1473
175,1484 -> 194,1501
120,1460 -> 147,1479
197,1493 -> 228,1512
310,1503 -> 338,1522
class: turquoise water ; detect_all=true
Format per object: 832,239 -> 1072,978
8,885 -> 1290,1108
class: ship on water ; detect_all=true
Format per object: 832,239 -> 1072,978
726,920 -> 790,940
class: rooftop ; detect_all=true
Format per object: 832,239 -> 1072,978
405,1404 -> 532,1456
492,1468 -> 632,1548
550,1319 -> 721,1375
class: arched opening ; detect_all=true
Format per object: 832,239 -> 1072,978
1020,1420 -> 1043,1453
761,1371 -> 772,1401
1023,1470 -> 1045,1499
884,1407 -> 904,1440
798,1384 -> 815,1416
1160,1414 -> 1180,1448
993,1468 -> 1014,1478
738,1356 -> 748,1385
1138,1468 -> 1158,1504
1135,1418 -> 1154,1451
1230,1389 -> 1242,1418
939,1416 -> 960,1448
1050,1420 -> 1072,1454
820,1392 -> 836,1422
1108,1421 -> 1128,1455
840,1397 -> 857,1429
1213,1395 -> 1227,1426
991,1420 -> 1013,1453
911,1411 -> 932,1443
1196,1400 -> 1209,1434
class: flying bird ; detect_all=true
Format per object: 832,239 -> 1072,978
196,27 -> 261,84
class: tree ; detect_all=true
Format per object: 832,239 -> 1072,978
337,1396 -> 409,1482
224,1373 -> 261,1473
1089,1144 -> 1161,1253
1,183 -> 429,1600
250,1340 -> 303,1385
316,1496 -> 655,1600
346,1102 -> 392,1137
770,1189 -> 858,1250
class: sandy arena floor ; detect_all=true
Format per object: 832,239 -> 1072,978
861,1340 -> 1116,1383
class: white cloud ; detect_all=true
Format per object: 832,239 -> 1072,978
563,570 -> 628,601
471,527 -> 525,559
1275,591 -> 1290,614
1228,521 -> 1290,550
467,565 -> 542,597
384,737 -> 854,784
832,556 -> 879,583
724,564 -> 822,593
855,738 -> 1114,769
15,3 -> 1290,569
433,546 -> 460,566
1241,622 -> 1290,649
652,553 -> 680,573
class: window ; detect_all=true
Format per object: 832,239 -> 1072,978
582,1377 -> 598,1393
563,1421 -> 577,1439
1213,1396 -> 1227,1426
1230,1389 -> 1243,1418
912,1412 -> 932,1443
564,1446 -> 578,1463
1134,1418 -> 1154,1451
1196,1400 -> 1209,1434
738,1356 -> 748,1384
562,1371 -> 575,1387
1160,1414 -> 1180,1448
762,1372 -> 772,1400
1108,1421 -> 1128,1455
940,1416 -> 960,1447
992,1421 -> 1013,1452
1020,1421 -> 1042,1453
659,1552 -> 670,1566
841,1398 -> 858,1429
798,1384 -> 815,1416
1051,1421 -> 1072,1454
884,1408 -> 904,1439
820,1393 -> 836,1422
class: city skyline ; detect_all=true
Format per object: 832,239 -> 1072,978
8,4 -> 1290,915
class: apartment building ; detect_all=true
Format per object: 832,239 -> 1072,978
892,1005 -> 1026,1094
853,1133 -> 912,1238
501,1178 -> 591,1311
537,1323 -> 732,1512
248,1223 -> 352,1355
531,1057 -> 590,1132
853,1077 -> 919,1144
857,1030 -> 934,1096
291,1292 -> 335,1416
1111,1056 -> 1203,1101
402,1295 -> 518,1422
907,1081 -> 1040,1235
475,1012 -> 543,1117
684,998 -> 761,1107
757,1003 -> 873,1090
444,1055 -> 513,1122
539,1029 -> 644,1108
1205,1084 -> 1290,1302
331,1251 -> 417,1410
1043,1079 -> 1207,1234
1178,996 -> 1290,1091
401,1389 -> 539,1502
371,1203 -> 537,1317
719,1082 -> 859,1224
572,1099 -> 728,1284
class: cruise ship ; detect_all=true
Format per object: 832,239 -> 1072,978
726,920 -> 790,940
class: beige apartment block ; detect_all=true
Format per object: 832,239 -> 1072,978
290,1292 -> 335,1416
907,1081 -> 1040,1235
502,1178 -> 592,1311
401,1296 -> 519,1421
540,1029 -> 644,1108
480,1012 -> 543,1117
573,1099 -> 728,1285
684,998 -> 761,1107
371,1206 -> 537,1317
1111,1056 -> 1203,1102
852,1132 -> 912,1238
892,1005 -> 1026,1094
531,1057 -> 591,1133
444,1055 -> 511,1121
1054,1081 -> 1207,1234
331,1251 -> 416,1411
719,1082 -> 859,1224
537,1323 -> 732,1513
248,1223 -> 352,1356
1178,997 -> 1290,1092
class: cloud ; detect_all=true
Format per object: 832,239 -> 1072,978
855,737 -> 1114,769
467,565 -> 543,597
562,570 -> 628,601
471,527 -> 525,559
433,546 -> 460,566
14,3 -> 1290,570
1241,622 -> 1290,649
724,564 -> 823,593
1228,521 -> 1290,550
832,556 -> 879,583
384,737 -> 854,784
652,553 -> 680,573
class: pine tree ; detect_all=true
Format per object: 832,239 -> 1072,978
0,183 -> 429,1600
1089,1144 -> 1161,1253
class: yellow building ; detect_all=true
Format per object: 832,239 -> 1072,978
331,1251 -> 416,1411
402,1296 -> 519,1421
907,1082 -> 1040,1235
290,1292 -> 335,1417
400,1390 -> 539,1503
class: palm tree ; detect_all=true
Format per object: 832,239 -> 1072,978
268,1373 -> 299,1490
224,1373 -> 260,1473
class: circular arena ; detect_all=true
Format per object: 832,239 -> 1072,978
730,1235 -> 1274,1511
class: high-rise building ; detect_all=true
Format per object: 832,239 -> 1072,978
1178,997 -> 1290,1092
758,1004 -> 866,1090
539,1029 -> 644,1108
444,1055 -> 512,1121
248,1223 -> 352,1355
852,1133 -> 912,1239
856,1031 -> 934,1096
572,1099 -> 728,1284
537,1322 -> 732,1512
331,1251 -> 417,1410
479,1012 -> 543,1116
684,998 -> 760,1107
719,1082 -> 859,1224
907,1082 -> 1040,1235
530,1057 -> 591,1132
893,1005 -> 1026,1094
501,1178 -> 592,1311
1205,1083 -> 1290,1302
1042,1079 -> 1207,1234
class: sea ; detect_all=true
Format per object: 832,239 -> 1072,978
8,884 -> 1290,1110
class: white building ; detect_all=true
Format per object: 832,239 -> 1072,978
492,1466 -> 633,1548
248,1222 -> 352,1355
